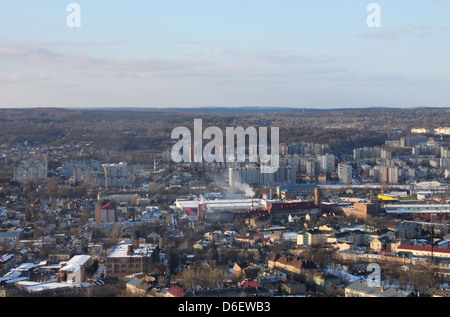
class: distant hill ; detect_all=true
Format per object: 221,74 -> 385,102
0,106 -> 448,156
67,106 -> 450,114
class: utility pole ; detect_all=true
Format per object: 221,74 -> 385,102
430,225 -> 434,264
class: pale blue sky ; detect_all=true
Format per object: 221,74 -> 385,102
0,1 -> 449,108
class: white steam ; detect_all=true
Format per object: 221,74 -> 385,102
230,181 -> 255,197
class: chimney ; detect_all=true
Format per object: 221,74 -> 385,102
381,286 -> 384,292
127,245 -> 134,255
133,240 -> 139,249
314,188 -> 320,207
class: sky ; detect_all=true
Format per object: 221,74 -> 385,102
0,0 -> 449,109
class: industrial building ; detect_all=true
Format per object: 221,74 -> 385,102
105,240 -> 159,278
384,204 -> 450,221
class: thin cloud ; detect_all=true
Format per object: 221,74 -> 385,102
359,25 -> 434,40
21,40 -> 128,47
0,43 -> 62,61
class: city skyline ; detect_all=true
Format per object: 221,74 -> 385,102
1,1 -> 450,108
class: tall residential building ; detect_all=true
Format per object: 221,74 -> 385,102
97,163 -> 134,188
229,165 -> 289,188
400,136 -> 427,147
377,166 -> 399,184
229,167 -> 245,188
353,146 -> 382,160
13,161 -> 48,182
381,149 -> 392,159
305,158 -> 316,176
338,163 -> 352,185
318,154 -> 335,172
62,160 -> 102,178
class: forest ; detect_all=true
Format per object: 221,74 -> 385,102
0,107 -> 449,157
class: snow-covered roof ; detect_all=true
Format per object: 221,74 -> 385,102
107,242 -> 157,258
59,255 -> 91,272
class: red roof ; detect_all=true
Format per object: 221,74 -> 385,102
270,254 -> 317,269
241,280 -> 262,288
167,285 -> 185,297
184,208 -> 197,216
101,202 -> 116,209
398,245 -> 450,254
265,201 -> 317,212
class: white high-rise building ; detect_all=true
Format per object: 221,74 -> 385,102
319,154 -> 335,172
338,163 -> 352,185
229,167 -> 243,188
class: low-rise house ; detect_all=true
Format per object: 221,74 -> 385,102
335,230 -> 368,246
345,280 -> 412,297
422,287 -> 450,297
0,230 -> 22,246
233,262 -> 247,279
395,222 -> 422,240
396,245 -> 450,259
239,280 -> 262,288
184,286 -> 272,297
268,254 -> 318,278
370,238 -> 390,252
0,254 -> 15,276
368,229 -> 396,243
281,281 -> 306,295
58,255 -> 93,285
297,229 -> 336,246
48,251 -> 73,264
312,272 -> 341,293
255,270 -> 286,285
166,285 -> 186,297
235,233 -> 262,246
126,278 -> 152,296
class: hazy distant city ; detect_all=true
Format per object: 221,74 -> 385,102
2,1 -> 450,303
0,107 -> 449,298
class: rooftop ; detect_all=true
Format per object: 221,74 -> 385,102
107,241 -> 157,258
346,280 -> 410,297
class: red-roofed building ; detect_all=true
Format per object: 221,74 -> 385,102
101,202 -> 116,210
268,254 -> 318,276
167,285 -> 185,297
184,208 -> 198,222
240,280 -> 262,288
95,201 -> 118,224
265,201 -> 319,220
397,245 -> 450,259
